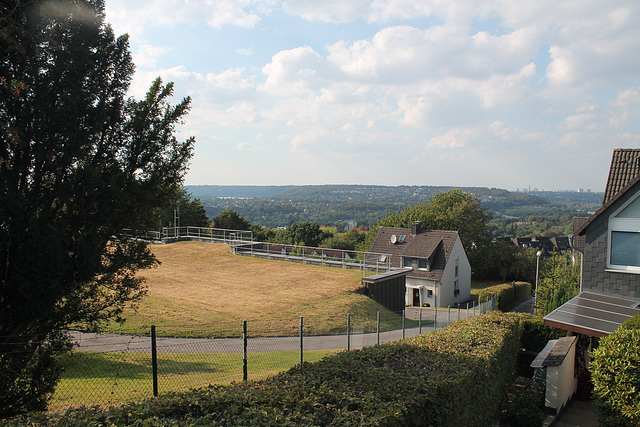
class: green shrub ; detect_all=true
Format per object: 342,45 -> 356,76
591,325 -> 640,426
500,384 -> 544,427
479,282 -> 531,311
519,314 -> 567,352
8,313 -> 524,426
0,334 -> 67,418
620,312 -> 640,331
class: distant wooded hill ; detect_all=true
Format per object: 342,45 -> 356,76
187,185 -> 602,237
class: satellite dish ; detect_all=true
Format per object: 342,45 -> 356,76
390,234 -> 397,244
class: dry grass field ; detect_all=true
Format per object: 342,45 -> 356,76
104,241 -> 401,337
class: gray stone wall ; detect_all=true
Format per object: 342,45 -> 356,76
582,185 -> 640,298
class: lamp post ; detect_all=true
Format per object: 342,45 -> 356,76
534,250 -> 542,314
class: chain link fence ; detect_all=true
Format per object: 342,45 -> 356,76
44,298 -> 496,412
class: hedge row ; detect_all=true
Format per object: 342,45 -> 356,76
591,312 -> 640,426
11,313 -> 524,426
478,281 -> 531,311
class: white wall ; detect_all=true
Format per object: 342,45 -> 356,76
406,278 -> 436,306
545,341 -> 578,414
439,237 -> 471,308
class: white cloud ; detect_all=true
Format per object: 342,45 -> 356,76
105,0 -> 261,36
133,44 -> 170,69
236,142 -> 266,151
426,128 -> 478,150
609,86 -> 640,128
283,0 -> 372,23
261,46 -> 324,95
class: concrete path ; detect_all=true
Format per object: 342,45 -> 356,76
553,400 -> 598,427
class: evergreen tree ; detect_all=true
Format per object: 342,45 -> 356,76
535,250 -> 580,315
1,0 -> 194,415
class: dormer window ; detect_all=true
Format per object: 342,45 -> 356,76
608,194 -> 640,271
402,257 -> 429,270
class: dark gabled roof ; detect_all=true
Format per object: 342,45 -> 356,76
571,217 -> 588,251
367,227 -> 459,281
576,149 -> 640,236
551,236 -> 570,250
603,148 -> 640,203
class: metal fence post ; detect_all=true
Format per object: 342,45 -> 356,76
299,316 -> 304,368
434,306 -> 438,331
376,311 -> 380,345
243,320 -> 248,382
448,306 -> 451,325
402,310 -> 405,339
347,313 -> 351,351
419,309 -> 422,334
151,325 -> 158,397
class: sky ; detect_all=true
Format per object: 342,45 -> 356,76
103,0 -> 640,192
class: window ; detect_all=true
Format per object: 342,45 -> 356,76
403,257 -> 429,269
427,289 -> 433,297
608,195 -> 640,271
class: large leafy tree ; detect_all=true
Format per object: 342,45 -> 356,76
364,190 -> 499,277
378,189 -> 492,251
0,0 -> 194,415
212,208 -> 252,230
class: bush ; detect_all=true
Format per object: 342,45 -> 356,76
500,382 -> 544,427
0,331 -> 69,418
479,282 -> 531,311
8,313 -> 524,426
591,314 -> 640,426
519,314 -> 567,352
620,313 -> 640,331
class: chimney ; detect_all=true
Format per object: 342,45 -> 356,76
411,221 -> 421,235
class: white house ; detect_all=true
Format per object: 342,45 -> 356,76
367,222 -> 471,308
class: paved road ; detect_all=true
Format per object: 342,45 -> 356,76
69,328 -> 428,353
69,305 -> 494,353
69,312 -> 475,353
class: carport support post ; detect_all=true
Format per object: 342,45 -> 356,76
243,320 -> 248,382
299,316 -> 304,368
151,325 -> 158,397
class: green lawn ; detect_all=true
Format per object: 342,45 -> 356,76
51,349 -> 341,412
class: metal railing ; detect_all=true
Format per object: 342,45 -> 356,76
230,241 -> 392,274
161,226 -> 253,244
